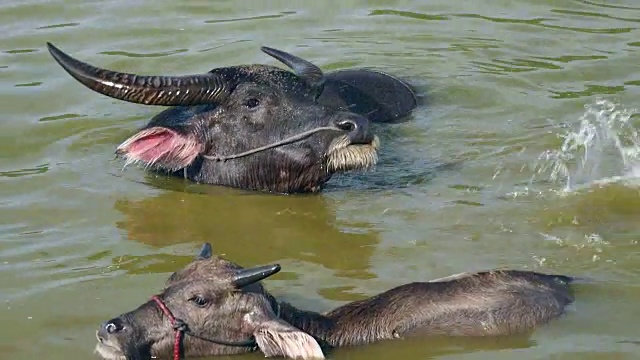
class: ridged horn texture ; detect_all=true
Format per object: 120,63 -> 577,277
261,46 -> 325,92
232,264 -> 281,288
46,42 -> 231,106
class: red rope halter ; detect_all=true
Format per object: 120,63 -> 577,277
150,295 -> 257,360
151,295 -> 184,360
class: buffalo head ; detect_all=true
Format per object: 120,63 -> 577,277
47,43 -> 381,194
94,243 -> 323,360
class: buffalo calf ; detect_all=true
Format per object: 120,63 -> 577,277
95,244 -> 577,360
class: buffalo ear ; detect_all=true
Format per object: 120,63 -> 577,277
116,126 -> 203,172
250,318 -> 324,359
197,243 -> 212,259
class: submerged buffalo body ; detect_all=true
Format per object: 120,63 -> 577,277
47,43 -> 417,193
95,244 -> 576,360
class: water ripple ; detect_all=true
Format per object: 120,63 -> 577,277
4,49 -> 37,54
204,12 -> 295,24
474,58 -> 563,75
551,9 -> 640,23
38,113 -> 87,122
0,164 -> 48,178
532,54 -> 608,63
456,13 -> 549,25
14,81 -> 42,87
368,9 -> 449,21
36,22 -> 79,30
455,13 -> 635,34
549,85 -> 626,99
99,48 -> 189,58
575,0 -> 640,11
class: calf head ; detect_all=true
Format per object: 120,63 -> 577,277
47,43 -> 379,193
95,244 -> 324,360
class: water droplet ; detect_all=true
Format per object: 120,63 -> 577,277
531,99 -> 640,190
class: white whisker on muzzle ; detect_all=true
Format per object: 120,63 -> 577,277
327,135 -> 380,173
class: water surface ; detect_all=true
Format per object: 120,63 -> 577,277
1,0 -> 640,359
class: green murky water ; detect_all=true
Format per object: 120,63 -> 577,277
1,0 -> 640,359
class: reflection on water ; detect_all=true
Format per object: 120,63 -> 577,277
114,187 -> 380,278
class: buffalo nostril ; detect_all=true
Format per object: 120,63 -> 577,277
334,116 -> 372,144
106,323 -> 117,333
334,119 -> 357,133
101,318 -> 125,335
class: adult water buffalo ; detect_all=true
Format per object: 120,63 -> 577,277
94,244 -> 577,360
46,43 -> 417,194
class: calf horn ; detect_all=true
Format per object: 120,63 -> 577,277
197,243 -> 213,259
232,264 -> 281,288
261,46 -> 325,95
46,42 -> 231,106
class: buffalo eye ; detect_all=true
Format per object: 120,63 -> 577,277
245,97 -> 260,109
189,295 -> 209,308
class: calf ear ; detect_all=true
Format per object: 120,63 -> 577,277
246,315 -> 324,359
116,127 -> 203,171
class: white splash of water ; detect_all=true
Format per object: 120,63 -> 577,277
532,99 -> 640,191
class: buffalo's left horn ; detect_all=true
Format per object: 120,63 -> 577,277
46,42 -> 231,106
261,46 -> 325,95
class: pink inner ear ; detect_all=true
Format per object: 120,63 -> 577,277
117,127 -> 202,170
127,130 -> 174,159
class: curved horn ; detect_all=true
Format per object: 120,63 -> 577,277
232,264 -> 281,288
197,243 -> 212,259
261,46 -> 325,93
46,42 -> 231,106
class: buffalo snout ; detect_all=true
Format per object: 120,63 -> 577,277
333,113 -> 373,145
94,315 -> 140,360
98,317 -> 126,339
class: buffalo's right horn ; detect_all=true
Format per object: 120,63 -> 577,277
46,42 -> 231,106
232,264 -> 281,288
